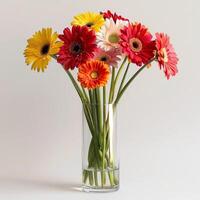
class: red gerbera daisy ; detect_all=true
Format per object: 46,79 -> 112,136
120,23 -> 156,66
78,60 -> 110,89
155,33 -> 178,79
57,25 -> 97,70
101,10 -> 129,23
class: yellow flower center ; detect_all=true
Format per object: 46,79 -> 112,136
90,71 -> 99,79
41,43 -> 50,55
129,38 -> 143,52
108,33 -> 119,44
160,48 -> 168,62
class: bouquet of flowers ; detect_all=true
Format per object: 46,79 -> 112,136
24,10 -> 178,192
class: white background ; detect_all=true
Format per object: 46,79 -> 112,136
0,0 -> 199,199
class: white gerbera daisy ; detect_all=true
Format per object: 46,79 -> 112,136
96,18 -> 128,51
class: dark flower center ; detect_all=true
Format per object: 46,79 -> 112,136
70,42 -> 82,54
41,44 -> 50,55
132,41 -> 139,49
129,38 -> 142,52
86,22 -> 94,27
100,56 -> 108,62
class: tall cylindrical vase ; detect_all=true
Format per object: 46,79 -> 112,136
82,103 -> 119,192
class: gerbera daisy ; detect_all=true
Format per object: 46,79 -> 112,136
101,10 -> 129,23
120,23 -> 156,66
71,12 -> 105,32
24,28 -> 63,72
57,25 -> 97,70
78,60 -> 110,89
155,33 -> 178,79
94,48 -> 121,67
97,18 -> 128,51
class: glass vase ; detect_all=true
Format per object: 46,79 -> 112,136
82,103 -> 119,192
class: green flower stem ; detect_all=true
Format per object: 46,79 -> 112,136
88,90 -> 93,104
116,62 -> 130,97
81,86 -> 89,103
94,168 -> 99,186
89,90 -> 96,129
108,67 -> 115,103
102,86 -> 107,186
94,90 -> 99,133
66,70 -> 85,102
83,169 -> 88,183
87,139 -> 100,186
88,90 -> 97,135
114,58 -> 156,106
96,88 -> 102,133
111,57 -> 127,101
89,171 -> 94,186
95,88 -> 106,186
103,86 -> 106,120
91,90 -> 99,134
102,121 -> 107,186
108,170 -> 115,186
88,91 -> 102,165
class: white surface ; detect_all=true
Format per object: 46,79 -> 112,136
0,0 -> 199,199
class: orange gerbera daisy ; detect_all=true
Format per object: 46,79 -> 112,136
78,60 -> 110,89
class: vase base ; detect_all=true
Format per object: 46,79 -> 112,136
82,168 -> 119,193
82,184 -> 119,193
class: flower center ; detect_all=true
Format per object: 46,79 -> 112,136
108,33 -> 119,44
86,22 -> 94,27
100,56 -> 108,62
129,38 -> 143,52
41,44 -> 50,55
160,48 -> 168,62
90,71 -> 99,79
70,42 -> 82,54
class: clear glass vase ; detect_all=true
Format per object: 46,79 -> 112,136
82,103 -> 119,192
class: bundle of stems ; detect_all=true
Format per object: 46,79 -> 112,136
55,56 -> 155,187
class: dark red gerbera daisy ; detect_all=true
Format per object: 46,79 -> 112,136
101,10 -> 129,23
57,25 -> 97,70
120,23 -> 156,66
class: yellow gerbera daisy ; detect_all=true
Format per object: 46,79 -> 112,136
24,28 -> 63,72
71,12 -> 105,32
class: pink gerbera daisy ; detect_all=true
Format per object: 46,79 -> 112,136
155,33 -> 178,79
57,25 -> 97,70
101,10 -> 129,23
94,48 -> 121,67
120,23 -> 156,66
